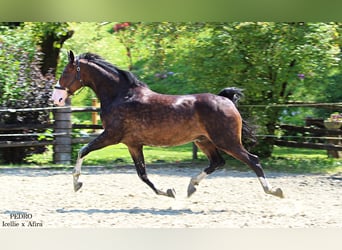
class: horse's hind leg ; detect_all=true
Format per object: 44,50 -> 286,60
188,138 -> 225,197
221,145 -> 284,198
128,145 -> 176,198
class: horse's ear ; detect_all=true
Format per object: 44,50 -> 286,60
68,50 -> 75,63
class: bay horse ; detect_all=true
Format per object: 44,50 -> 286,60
52,51 -> 284,199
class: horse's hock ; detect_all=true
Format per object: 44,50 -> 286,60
53,98 -> 72,164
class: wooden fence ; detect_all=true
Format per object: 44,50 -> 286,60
0,98 -> 102,164
273,124 -> 342,158
0,100 -> 341,164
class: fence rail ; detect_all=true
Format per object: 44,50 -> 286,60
0,99 -> 99,163
240,102 -> 342,110
278,124 -> 342,136
1,101 -> 341,163
274,140 -> 342,151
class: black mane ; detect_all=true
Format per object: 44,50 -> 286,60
78,53 -> 147,88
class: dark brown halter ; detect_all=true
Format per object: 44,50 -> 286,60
54,58 -> 84,95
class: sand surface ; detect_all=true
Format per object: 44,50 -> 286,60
0,165 -> 341,228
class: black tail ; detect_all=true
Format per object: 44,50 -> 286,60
217,87 -> 244,106
218,87 -> 257,148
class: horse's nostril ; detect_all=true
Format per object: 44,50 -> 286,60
59,98 -> 63,102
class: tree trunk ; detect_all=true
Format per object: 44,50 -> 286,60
40,30 -> 74,75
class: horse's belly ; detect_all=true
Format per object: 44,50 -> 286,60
143,134 -> 198,147
123,119 -> 204,147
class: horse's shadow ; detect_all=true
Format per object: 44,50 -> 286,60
56,207 -> 204,216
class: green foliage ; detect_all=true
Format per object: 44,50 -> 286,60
113,22 -> 340,100
26,22 -> 71,48
0,26 -> 35,100
0,24 -> 55,163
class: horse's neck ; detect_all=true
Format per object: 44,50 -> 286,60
84,65 -> 123,105
91,81 -> 138,113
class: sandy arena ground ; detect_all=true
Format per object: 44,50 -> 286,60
0,165 -> 341,228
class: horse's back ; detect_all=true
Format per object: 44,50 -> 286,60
131,89 -> 241,128
123,90 -> 240,146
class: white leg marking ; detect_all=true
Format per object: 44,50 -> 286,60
74,145 -> 87,174
74,157 -> 84,173
73,156 -> 84,192
258,177 -> 272,193
196,171 -> 208,182
188,171 -> 208,197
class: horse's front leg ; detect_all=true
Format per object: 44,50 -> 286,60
73,130 -> 114,192
128,145 -> 176,198
73,147 -> 86,192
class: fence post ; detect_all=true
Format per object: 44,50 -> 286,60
192,142 -> 198,160
91,98 -> 99,132
53,98 -> 72,164
326,129 -> 341,158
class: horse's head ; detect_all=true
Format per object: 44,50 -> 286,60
51,50 -> 84,106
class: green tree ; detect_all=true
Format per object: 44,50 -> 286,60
27,22 -> 74,75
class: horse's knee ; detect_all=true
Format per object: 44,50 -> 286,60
78,145 -> 89,159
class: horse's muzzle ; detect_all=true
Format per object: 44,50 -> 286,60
51,82 -> 68,106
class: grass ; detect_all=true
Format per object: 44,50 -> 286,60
272,146 -> 329,159
263,146 -> 342,174
18,144 -> 342,175
76,143 -> 201,165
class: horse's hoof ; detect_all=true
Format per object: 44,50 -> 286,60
167,188 -> 176,198
187,184 -> 196,198
274,188 -> 284,198
74,182 -> 83,192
